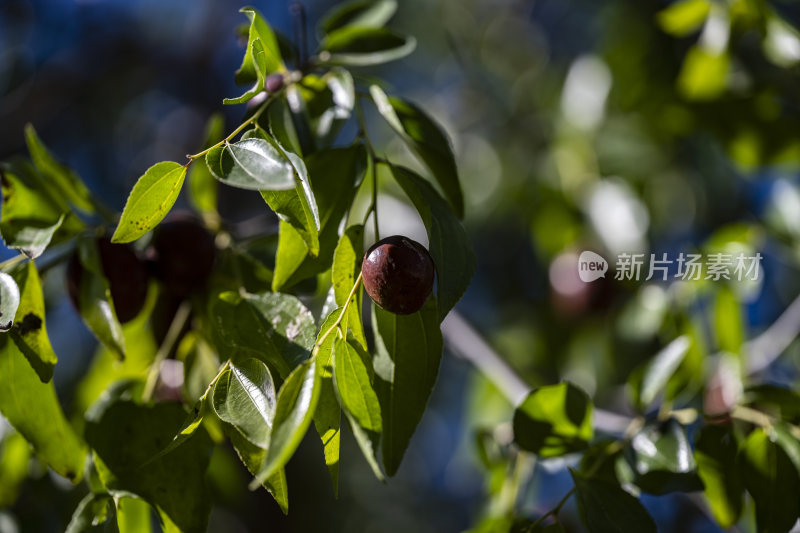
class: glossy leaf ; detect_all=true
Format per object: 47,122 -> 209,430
24,123 -> 94,213
637,335 -> 690,409
0,159 -> 77,258
371,85 -> 464,217
73,237 -> 126,359
320,27 -> 416,66
373,298 -> 443,476
234,7 -> 284,86
333,337 -> 384,480
241,292 -> 316,370
9,261 -> 58,381
224,38 -> 268,105
571,470 -> 657,533
695,424 -> 744,528
0,334 -> 86,482
85,401 -> 212,533
321,0 -> 397,34
513,382 -> 593,458
212,358 -> 276,448
312,309 -> 343,495
111,161 -> 187,243
188,113 -> 224,215
272,146 -> 366,290
250,356 -> 320,488
626,419 -> 703,494
739,428 -> 800,533
207,137 -> 297,191
0,273 -> 19,332
332,224 -> 366,348
390,165 -> 475,321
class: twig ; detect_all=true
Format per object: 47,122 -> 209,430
142,301 -> 192,401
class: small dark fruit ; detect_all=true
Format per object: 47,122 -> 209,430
67,238 -> 149,323
150,214 -> 216,299
362,235 -> 435,315
265,73 -> 284,93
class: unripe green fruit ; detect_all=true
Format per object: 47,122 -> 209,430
149,214 -> 216,299
66,238 -> 149,323
362,235 -> 435,315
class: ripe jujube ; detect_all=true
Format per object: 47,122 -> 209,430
362,235 -> 435,315
66,238 -> 149,323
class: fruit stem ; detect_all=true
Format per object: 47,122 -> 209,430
142,301 -> 192,401
312,272 -> 363,357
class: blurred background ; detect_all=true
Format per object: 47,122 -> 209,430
3,0 -> 800,531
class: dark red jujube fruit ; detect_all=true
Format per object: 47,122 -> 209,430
361,235 -> 435,315
149,214 -> 216,299
66,238 -> 149,323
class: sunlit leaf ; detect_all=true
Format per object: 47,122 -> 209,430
112,161 -> 187,243
332,224 -> 366,349
321,0 -> 397,34
234,7 -> 284,86
212,358 -> 276,448
225,39 -> 268,105
677,46 -> 729,101
695,424 -> 743,528
626,419 -> 703,494
657,0 -> 711,37
312,308 -> 343,495
373,298 -> 442,476
320,27 -> 416,66
513,382 -> 593,458
206,137 -> 297,191
9,261 -> 58,381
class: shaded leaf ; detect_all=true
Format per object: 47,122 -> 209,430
212,358 -> 276,448
250,356 -> 320,488
85,401 -> 212,533
371,85 -> 464,217
112,162 -> 187,243
321,0 -> 397,34
571,470 -> 657,533
373,298 -> 442,476
320,27 -> 416,66
626,419 -> 703,494
65,494 -> 117,533
513,382 -> 593,458
390,165 -> 475,321
695,424 -> 744,528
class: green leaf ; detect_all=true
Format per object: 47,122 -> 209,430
626,419 -> 703,494
332,224 -> 366,349
389,165 -> 475,321
657,0 -> 711,36
321,0 -> 397,34
24,123 -> 95,213
111,161 -> 187,243
333,337 -> 384,480
73,237 -> 126,359
8,261 -> 58,381
85,401 -> 213,533
636,335 -> 691,409
371,86 -> 464,217
234,7 -> 284,86
268,98 -> 303,156
271,146 -> 366,290
0,432 -> 32,507
209,291 -> 315,378
695,424 -> 744,528
312,308 -> 343,496
571,470 -> 657,533
224,39 -> 268,105
188,113 -> 224,215
677,46 -> 729,101
0,272 -> 20,332
0,334 -> 86,482
66,494 -> 117,533
320,27 -> 416,66
250,356 -> 320,489
206,137 -> 297,191
259,145 -> 320,255
713,285 -> 744,355
512,382 -> 593,458
116,498 -> 152,533
373,298 -> 443,476
0,159 -> 78,258
221,421 -> 288,513
212,358 -> 276,448
739,428 -> 800,533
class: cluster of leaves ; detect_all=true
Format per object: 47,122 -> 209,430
0,2 -> 475,531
